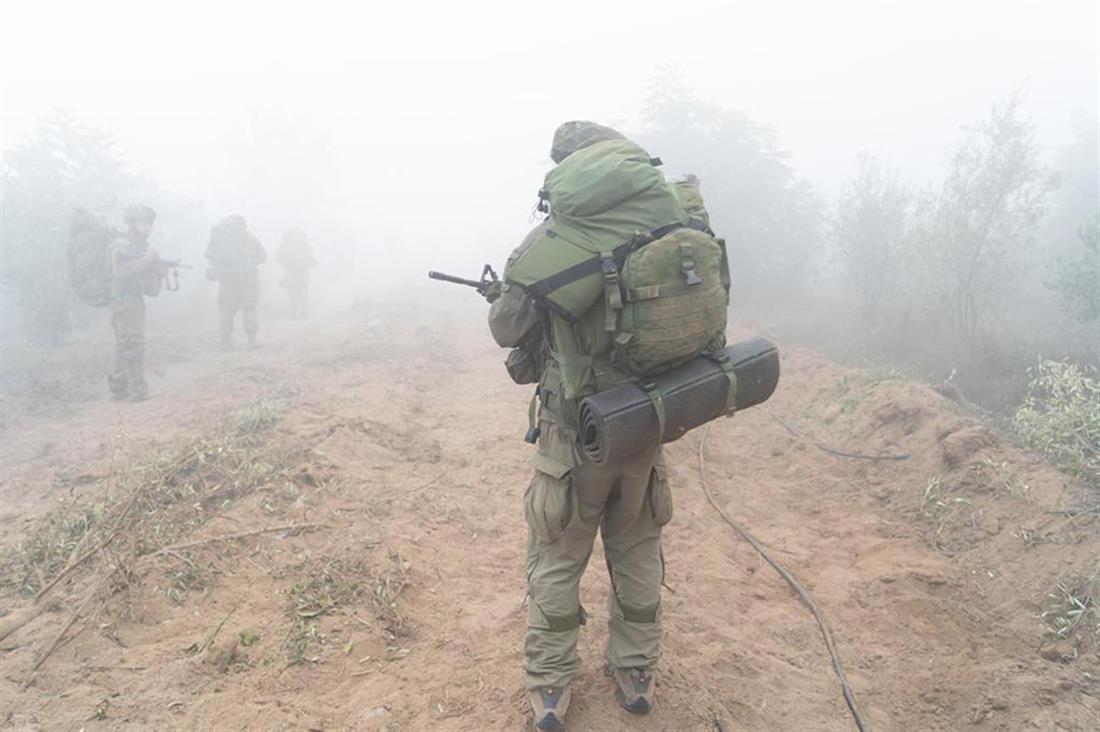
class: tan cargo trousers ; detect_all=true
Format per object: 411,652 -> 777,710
283,269 -> 310,318
523,421 -> 672,690
109,300 -> 146,396
217,274 -> 260,342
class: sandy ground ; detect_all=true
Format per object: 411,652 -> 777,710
0,293 -> 1097,731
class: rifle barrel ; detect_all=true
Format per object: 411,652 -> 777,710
428,271 -> 481,289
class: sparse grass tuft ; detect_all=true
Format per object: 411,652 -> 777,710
919,476 -> 974,550
1041,572 -> 1099,649
283,550 -> 410,664
165,554 -> 210,605
372,548 -> 410,639
10,504 -> 105,595
970,457 -> 1030,499
865,366 -> 906,387
284,620 -> 322,665
920,476 -> 972,521
290,560 -> 368,619
233,396 -> 287,436
285,557 -> 370,664
837,367 -> 909,413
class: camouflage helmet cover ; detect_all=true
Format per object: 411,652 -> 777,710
549,121 -> 625,164
123,204 -> 156,224
220,214 -> 247,230
282,226 -> 308,244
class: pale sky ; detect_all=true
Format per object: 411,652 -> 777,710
2,0 -> 1097,277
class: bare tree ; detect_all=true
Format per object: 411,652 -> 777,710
1050,214 -> 1100,324
833,154 -> 910,316
642,67 -> 822,295
921,95 -> 1052,345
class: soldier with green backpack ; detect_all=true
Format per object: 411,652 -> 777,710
487,122 -> 730,731
107,204 -> 163,401
205,214 -> 266,349
69,204 -> 188,401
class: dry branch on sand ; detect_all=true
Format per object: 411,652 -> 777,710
150,523 -> 329,556
0,395 -> 295,670
23,584 -> 100,688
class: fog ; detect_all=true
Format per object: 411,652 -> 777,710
4,1 -> 1095,258
3,7 -> 1099,728
1,0 -> 1098,410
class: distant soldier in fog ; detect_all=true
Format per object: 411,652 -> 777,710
277,227 -> 317,318
205,214 -> 266,349
108,204 -> 162,401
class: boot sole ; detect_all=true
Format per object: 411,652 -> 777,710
535,712 -> 566,731
616,689 -> 652,715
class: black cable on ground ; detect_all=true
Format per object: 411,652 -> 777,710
697,424 -> 869,732
765,405 -> 910,462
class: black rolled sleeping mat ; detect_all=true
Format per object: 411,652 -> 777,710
577,336 -> 780,468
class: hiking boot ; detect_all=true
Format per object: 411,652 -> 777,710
609,666 -> 654,714
529,686 -> 570,731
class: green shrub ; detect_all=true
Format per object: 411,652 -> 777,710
1014,359 -> 1100,487
1050,215 -> 1100,324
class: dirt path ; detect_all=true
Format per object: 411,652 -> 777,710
1,296 -> 1097,731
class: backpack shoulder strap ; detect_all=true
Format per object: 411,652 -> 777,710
523,219 -> 702,303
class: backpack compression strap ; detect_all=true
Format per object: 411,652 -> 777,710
521,218 -> 710,320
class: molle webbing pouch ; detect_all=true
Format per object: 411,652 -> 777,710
538,310 -> 634,428
505,347 -> 540,385
614,226 -> 728,376
536,358 -> 582,429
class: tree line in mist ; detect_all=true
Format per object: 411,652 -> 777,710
642,69 -> 1097,415
2,70 -> 1097,419
1,109 -> 208,343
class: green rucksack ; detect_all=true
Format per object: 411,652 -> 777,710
672,175 -> 711,230
613,223 -> 728,374
68,208 -> 116,307
507,140 -> 730,386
